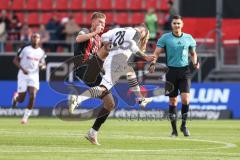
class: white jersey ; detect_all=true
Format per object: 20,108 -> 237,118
101,27 -> 141,59
17,44 -> 45,80
100,27 -> 142,90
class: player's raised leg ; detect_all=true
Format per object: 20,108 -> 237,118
127,70 -> 152,108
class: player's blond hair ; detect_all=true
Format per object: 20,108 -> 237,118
91,12 -> 106,20
135,24 -> 150,52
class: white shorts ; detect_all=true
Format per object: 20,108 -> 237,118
100,54 -> 135,90
17,77 -> 39,93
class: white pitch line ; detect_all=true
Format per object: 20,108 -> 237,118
0,134 -> 237,153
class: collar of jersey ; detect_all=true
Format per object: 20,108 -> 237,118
172,32 -> 183,38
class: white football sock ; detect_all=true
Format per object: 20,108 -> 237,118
90,128 -> 98,135
23,109 -> 32,120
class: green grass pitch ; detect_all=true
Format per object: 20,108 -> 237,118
0,118 -> 239,160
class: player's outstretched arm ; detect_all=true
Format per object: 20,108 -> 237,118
76,26 -> 103,43
148,47 -> 164,73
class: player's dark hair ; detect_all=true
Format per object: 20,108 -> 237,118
172,15 -> 182,20
91,12 -> 106,20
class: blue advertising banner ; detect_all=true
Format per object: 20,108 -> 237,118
0,81 -> 239,118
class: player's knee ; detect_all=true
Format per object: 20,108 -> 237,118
108,100 -> 115,110
104,100 -> 115,111
169,97 -> 177,106
127,72 -> 136,79
181,94 -> 190,105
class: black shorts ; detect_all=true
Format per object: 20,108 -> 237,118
75,66 -> 102,87
165,66 -> 191,97
75,55 -> 103,87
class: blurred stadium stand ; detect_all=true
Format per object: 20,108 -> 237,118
0,0 -> 239,82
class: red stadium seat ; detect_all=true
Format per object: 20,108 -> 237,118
74,13 -> 85,25
129,0 -> 143,10
70,0 -> 84,10
55,0 -> 69,10
40,13 -> 54,24
85,12 -> 94,25
5,43 -> 13,52
145,0 -> 159,9
85,0 -> 98,10
28,13 -> 39,25
98,0 -> 112,10
104,12 -> 114,25
11,0 -> 24,10
114,0 -> 128,10
131,12 -> 145,25
115,13 -> 129,25
16,12 -> 25,23
41,0 -> 53,10
0,0 -> 10,10
25,0 -> 40,10
58,12 -> 70,20
160,0 -> 170,11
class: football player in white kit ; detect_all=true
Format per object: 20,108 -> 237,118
12,33 -> 46,124
70,25 -> 155,145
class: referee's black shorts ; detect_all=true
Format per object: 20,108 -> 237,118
165,66 -> 191,97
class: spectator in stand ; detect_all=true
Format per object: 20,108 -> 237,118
145,8 -> 158,41
65,16 -> 80,52
163,0 -> 177,31
20,23 -> 32,42
56,17 -> 68,52
45,16 -> 59,52
65,16 -> 80,42
0,10 -> 10,52
0,10 -> 10,31
8,13 -> 22,51
38,24 -> 49,50
0,17 -> 7,52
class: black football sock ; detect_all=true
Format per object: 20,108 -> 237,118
92,107 -> 110,131
169,105 -> 177,131
181,104 -> 189,128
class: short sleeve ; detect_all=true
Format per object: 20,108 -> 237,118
101,30 -> 113,42
78,28 -> 90,35
17,45 -> 29,58
189,35 -> 197,50
156,35 -> 166,48
17,47 -> 24,58
40,51 -> 46,63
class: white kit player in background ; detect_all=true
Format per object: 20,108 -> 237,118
12,33 -> 46,124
